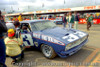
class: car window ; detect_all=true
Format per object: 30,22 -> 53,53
30,24 -> 37,31
30,21 -> 56,31
20,23 -> 31,32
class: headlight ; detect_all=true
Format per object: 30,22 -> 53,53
65,43 -> 72,51
81,36 -> 87,42
65,47 -> 71,51
67,43 -> 72,47
84,36 -> 87,40
65,41 -> 78,51
72,41 -> 77,45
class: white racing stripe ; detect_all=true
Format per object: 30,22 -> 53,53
74,31 -> 86,37
62,31 -> 87,42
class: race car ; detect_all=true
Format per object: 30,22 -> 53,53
53,17 -> 63,24
20,20 -> 88,58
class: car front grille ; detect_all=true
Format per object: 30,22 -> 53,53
65,36 -> 88,51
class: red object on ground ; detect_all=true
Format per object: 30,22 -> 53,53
79,18 -> 100,24
93,19 -> 100,24
79,18 -> 87,24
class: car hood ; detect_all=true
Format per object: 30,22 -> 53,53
35,27 -> 88,44
41,27 -> 70,37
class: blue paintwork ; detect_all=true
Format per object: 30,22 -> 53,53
20,20 -> 88,58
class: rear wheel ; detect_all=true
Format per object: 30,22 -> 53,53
41,44 -> 57,59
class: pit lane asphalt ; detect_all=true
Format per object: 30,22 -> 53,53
6,24 -> 100,67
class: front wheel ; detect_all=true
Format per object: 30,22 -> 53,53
41,44 -> 57,59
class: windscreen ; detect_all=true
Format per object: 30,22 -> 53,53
31,21 -> 56,31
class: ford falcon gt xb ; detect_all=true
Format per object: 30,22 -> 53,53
20,20 -> 88,58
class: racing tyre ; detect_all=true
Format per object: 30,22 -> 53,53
41,44 -> 57,59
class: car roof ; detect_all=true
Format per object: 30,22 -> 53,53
20,19 -> 50,24
6,21 -> 14,22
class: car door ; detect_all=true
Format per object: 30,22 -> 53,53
21,23 -> 34,47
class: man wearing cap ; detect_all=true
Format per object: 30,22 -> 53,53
4,29 -> 24,64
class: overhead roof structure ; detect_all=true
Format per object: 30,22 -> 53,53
1,0 -> 100,12
5,5 -> 100,16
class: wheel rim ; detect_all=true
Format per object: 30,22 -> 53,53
42,45 -> 52,57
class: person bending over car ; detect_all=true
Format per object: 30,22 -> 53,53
21,25 -> 28,33
13,21 -> 21,38
4,29 -> 24,64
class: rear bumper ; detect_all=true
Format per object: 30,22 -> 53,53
58,39 -> 88,58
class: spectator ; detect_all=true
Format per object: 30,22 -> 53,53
0,10 -> 7,67
13,21 -> 20,30
4,29 -> 24,64
87,14 -> 93,31
15,17 -> 18,21
63,14 -> 67,28
0,11 -> 4,22
74,11 -> 79,29
13,21 -> 21,38
18,14 -> 23,22
31,15 -> 34,20
13,16 -> 16,21
67,12 -> 74,29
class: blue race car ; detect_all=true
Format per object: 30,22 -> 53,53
20,20 -> 88,58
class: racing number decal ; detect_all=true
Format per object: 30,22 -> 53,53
74,31 -> 86,37
21,34 -> 34,46
62,34 -> 79,42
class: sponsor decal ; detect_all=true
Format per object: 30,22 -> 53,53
33,33 -> 65,46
